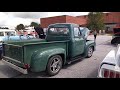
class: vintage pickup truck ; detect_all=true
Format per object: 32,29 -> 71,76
2,23 -> 96,76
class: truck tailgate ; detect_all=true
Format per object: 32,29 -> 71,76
3,43 -> 24,63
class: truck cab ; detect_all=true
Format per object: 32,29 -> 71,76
2,23 -> 96,76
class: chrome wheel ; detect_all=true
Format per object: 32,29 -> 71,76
87,47 -> 93,58
46,55 -> 62,76
50,57 -> 62,73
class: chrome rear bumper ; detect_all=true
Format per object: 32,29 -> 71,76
2,59 -> 28,74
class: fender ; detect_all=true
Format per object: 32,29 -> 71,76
84,41 -> 95,57
30,48 -> 66,72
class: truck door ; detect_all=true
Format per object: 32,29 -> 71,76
71,27 -> 85,57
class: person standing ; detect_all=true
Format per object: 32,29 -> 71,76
93,30 -> 97,41
34,26 -> 45,39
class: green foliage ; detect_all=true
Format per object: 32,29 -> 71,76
16,24 -> 25,31
0,27 -> 9,29
30,22 -> 39,27
87,12 -> 105,32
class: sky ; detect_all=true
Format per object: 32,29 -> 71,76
0,12 -> 89,29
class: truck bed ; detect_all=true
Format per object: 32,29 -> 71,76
3,39 -> 46,46
2,39 -> 69,68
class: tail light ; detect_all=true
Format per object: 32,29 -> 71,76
103,69 -> 109,78
103,69 -> 120,78
24,64 -> 30,69
116,73 -> 120,78
109,71 -> 115,78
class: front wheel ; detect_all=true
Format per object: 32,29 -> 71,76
46,55 -> 63,76
86,46 -> 93,58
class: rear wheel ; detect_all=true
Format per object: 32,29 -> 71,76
46,55 -> 63,76
86,46 -> 93,58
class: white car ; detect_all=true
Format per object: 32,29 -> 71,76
98,44 -> 120,78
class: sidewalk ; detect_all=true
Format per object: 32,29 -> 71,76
87,34 -> 112,45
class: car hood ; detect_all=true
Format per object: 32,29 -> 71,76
101,44 -> 120,67
101,50 -> 116,65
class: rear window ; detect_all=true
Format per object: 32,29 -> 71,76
48,27 -> 69,36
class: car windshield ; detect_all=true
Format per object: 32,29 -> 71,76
48,27 -> 69,35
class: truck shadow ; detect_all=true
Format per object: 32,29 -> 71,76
14,71 -> 49,78
14,59 -> 84,78
0,65 -> 22,78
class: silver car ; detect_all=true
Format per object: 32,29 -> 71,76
98,44 -> 120,78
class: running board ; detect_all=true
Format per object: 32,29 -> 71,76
67,56 -> 84,64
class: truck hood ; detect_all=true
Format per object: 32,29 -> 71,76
80,27 -> 90,39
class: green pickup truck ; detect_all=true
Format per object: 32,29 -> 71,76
2,23 -> 96,76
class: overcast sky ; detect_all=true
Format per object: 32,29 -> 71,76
0,12 -> 90,28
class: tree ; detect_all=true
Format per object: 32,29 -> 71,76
30,22 -> 39,27
87,12 -> 105,33
16,24 -> 25,31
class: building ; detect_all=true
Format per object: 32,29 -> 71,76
40,12 -> 120,33
40,15 -> 87,28
103,12 -> 120,32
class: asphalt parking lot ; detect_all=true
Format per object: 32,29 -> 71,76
0,35 -> 117,78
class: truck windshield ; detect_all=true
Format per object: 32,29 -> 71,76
48,27 -> 69,36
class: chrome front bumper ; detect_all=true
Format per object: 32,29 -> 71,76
2,59 -> 28,74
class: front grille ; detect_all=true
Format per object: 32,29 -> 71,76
3,44 -> 23,62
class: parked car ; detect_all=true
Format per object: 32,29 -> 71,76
111,26 -> 120,44
98,44 -> 120,78
0,35 -> 35,59
0,30 -> 16,59
2,23 -> 96,76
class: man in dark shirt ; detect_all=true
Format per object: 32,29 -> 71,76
34,26 -> 45,39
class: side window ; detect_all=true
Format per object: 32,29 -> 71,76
74,27 -> 81,37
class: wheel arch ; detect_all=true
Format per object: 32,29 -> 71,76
30,48 -> 66,72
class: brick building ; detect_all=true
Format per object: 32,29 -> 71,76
40,12 -> 120,32
41,15 -> 87,28
103,12 -> 120,32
